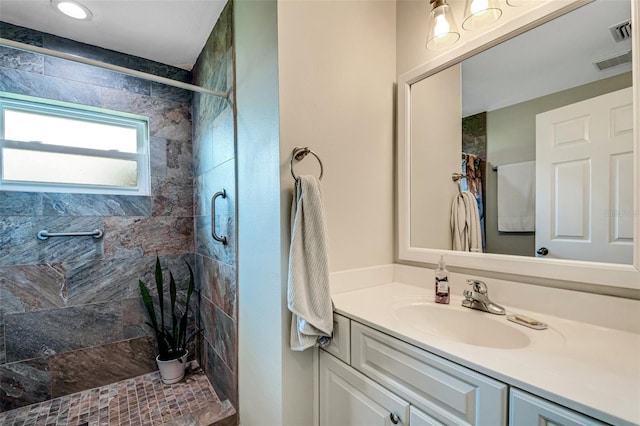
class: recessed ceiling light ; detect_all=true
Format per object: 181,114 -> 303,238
51,0 -> 93,21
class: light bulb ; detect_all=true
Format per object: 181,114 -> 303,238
433,14 -> 451,37
462,0 -> 501,30
470,0 -> 489,15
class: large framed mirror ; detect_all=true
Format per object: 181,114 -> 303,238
398,0 -> 640,290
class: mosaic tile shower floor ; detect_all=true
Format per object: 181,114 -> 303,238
0,363 -> 234,426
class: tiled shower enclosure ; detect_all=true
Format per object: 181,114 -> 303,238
0,1 -> 237,418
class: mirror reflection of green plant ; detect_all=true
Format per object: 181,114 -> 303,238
138,256 -> 196,362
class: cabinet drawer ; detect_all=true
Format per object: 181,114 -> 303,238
351,321 -> 507,426
322,313 -> 351,364
509,389 -> 608,426
320,351 -> 409,426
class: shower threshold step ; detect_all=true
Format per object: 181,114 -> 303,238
0,361 -> 236,426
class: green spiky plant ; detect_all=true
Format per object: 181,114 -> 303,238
138,256 -> 196,362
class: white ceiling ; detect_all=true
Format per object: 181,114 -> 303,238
0,0 -> 227,70
462,0 -> 632,117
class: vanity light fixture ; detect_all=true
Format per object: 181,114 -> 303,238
51,0 -> 93,21
426,0 -> 461,50
462,0 -> 502,30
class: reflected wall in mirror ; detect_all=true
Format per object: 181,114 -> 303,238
409,0 -> 634,265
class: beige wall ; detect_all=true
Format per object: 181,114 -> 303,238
278,0 -> 397,272
485,72 -> 632,256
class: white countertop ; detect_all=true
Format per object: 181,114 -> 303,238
332,282 -> 640,426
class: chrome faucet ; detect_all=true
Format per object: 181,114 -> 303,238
462,279 -> 506,315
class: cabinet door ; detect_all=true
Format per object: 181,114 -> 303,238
410,406 -> 447,426
509,389 -> 608,426
320,351 -> 409,426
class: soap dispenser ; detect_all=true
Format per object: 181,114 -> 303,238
435,255 -> 450,304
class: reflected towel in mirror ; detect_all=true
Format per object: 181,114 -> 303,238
497,161 -> 535,232
451,191 -> 483,252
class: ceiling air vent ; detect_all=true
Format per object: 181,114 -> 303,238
594,50 -> 632,71
609,19 -> 631,42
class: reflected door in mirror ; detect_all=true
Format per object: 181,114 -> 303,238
536,87 -> 633,264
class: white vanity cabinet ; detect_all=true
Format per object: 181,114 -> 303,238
319,317 -> 508,425
320,317 -> 615,426
509,389 -> 608,426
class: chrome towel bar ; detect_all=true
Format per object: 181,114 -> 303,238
37,229 -> 103,240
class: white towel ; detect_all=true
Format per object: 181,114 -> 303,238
497,161 -> 535,232
287,175 -> 333,351
451,191 -> 483,253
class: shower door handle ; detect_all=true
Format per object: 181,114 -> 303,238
211,189 -> 228,245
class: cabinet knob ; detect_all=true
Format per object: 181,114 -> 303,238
389,413 -> 400,424
536,247 -> 549,256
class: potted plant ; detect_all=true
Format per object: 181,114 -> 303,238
139,256 -> 195,384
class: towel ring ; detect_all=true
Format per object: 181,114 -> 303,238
290,147 -> 323,181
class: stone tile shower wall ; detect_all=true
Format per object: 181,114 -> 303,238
0,23 -> 195,411
191,2 -> 238,409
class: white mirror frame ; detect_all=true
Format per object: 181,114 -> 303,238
398,0 -> 640,290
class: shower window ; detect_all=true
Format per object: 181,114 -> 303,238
0,93 -> 150,195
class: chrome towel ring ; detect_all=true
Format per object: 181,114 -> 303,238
290,147 -> 323,181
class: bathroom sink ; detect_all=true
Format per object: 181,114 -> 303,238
394,302 -> 531,349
